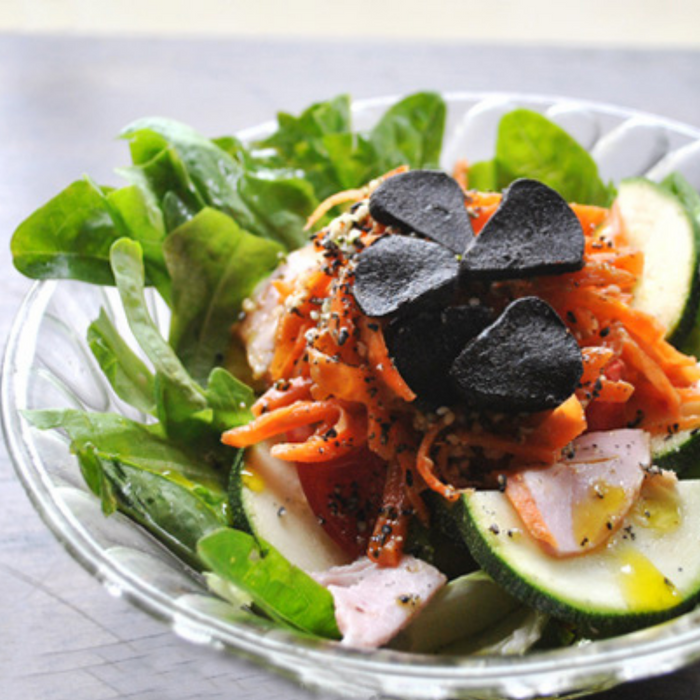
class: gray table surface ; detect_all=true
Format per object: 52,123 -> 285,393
1,33 -> 700,700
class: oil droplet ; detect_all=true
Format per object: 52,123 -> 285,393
573,480 -> 627,549
631,477 -> 682,533
242,468 -> 265,492
617,547 -> 679,610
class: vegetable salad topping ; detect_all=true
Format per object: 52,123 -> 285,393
13,92 -> 700,652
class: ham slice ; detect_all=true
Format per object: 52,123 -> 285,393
313,556 -> 447,649
238,245 -> 320,379
506,429 -> 651,557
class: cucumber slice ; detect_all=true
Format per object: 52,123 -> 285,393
617,178 -> 700,345
451,479 -> 700,637
229,443 -> 350,572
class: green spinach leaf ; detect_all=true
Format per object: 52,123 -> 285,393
197,528 -> 341,639
78,444 -> 227,568
470,109 -> 614,206
23,408 -> 224,487
11,178 -> 123,284
369,91 -> 446,173
163,208 -> 283,383
110,238 -> 206,410
105,184 -> 171,303
121,118 -> 315,249
87,309 -> 156,416
205,367 -> 254,431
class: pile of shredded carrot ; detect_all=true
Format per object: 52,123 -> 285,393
223,168 -> 700,567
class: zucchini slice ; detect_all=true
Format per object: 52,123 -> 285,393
451,479 -> 700,637
652,430 -> 700,477
617,178 -> 700,345
228,443 -> 350,572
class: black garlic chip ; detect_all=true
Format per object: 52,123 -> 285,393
385,303 -> 494,408
369,170 -> 474,254
460,179 -> 585,280
450,297 -> 583,413
352,235 -> 459,318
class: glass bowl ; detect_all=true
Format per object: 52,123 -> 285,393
4,93 -> 700,700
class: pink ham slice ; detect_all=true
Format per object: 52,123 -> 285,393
506,429 -> 651,557
313,556 -> 447,649
237,245 -> 320,380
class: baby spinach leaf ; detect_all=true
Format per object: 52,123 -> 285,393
87,309 -> 156,416
163,208 -> 283,383
78,445 -> 227,568
110,238 -> 206,410
467,160 -> 499,192
259,95 -> 353,199
471,109 -> 614,206
105,184 -> 171,304
369,91 -> 446,173
258,92 -> 447,202
197,528 -> 341,639
11,176 -> 173,300
11,178 -> 123,285
121,118 -> 315,249
205,367 -> 254,431
23,408 -> 223,487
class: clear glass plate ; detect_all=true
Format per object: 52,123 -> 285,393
4,93 -> 700,700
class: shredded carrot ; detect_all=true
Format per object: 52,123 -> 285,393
416,422 -> 460,501
252,377 -> 313,417
367,456 -> 412,567
359,317 -> 416,403
505,475 -> 558,550
305,165 -> 409,231
224,173 -> 700,567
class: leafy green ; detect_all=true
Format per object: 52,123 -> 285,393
23,408 -> 224,487
110,238 -> 206,410
197,528 -> 341,639
105,184 -> 171,303
87,309 -> 156,415
121,117 -> 316,249
25,408 -> 230,566
78,445 -> 227,567
163,208 -> 283,382
11,179 -> 124,285
259,95 -> 354,198
259,92 -> 447,201
469,109 -> 614,206
205,367 -> 254,431
11,178 -> 174,296
369,91 -> 445,174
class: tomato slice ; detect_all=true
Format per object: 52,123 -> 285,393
296,448 -> 387,559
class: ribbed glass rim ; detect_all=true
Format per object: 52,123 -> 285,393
4,92 -> 700,699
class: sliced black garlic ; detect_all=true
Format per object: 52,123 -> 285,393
369,170 -> 474,254
385,303 -> 494,408
460,179 -> 585,280
352,235 -> 459,318
450,297 -> 583,413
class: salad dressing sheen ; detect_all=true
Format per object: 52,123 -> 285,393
616,547 -> 679,610
631,480 -> 682,533
572,481 -> 627,547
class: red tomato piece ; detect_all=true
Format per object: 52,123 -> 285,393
296,449 -> 387,559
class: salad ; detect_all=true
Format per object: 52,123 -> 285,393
11,92 -> 700,654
